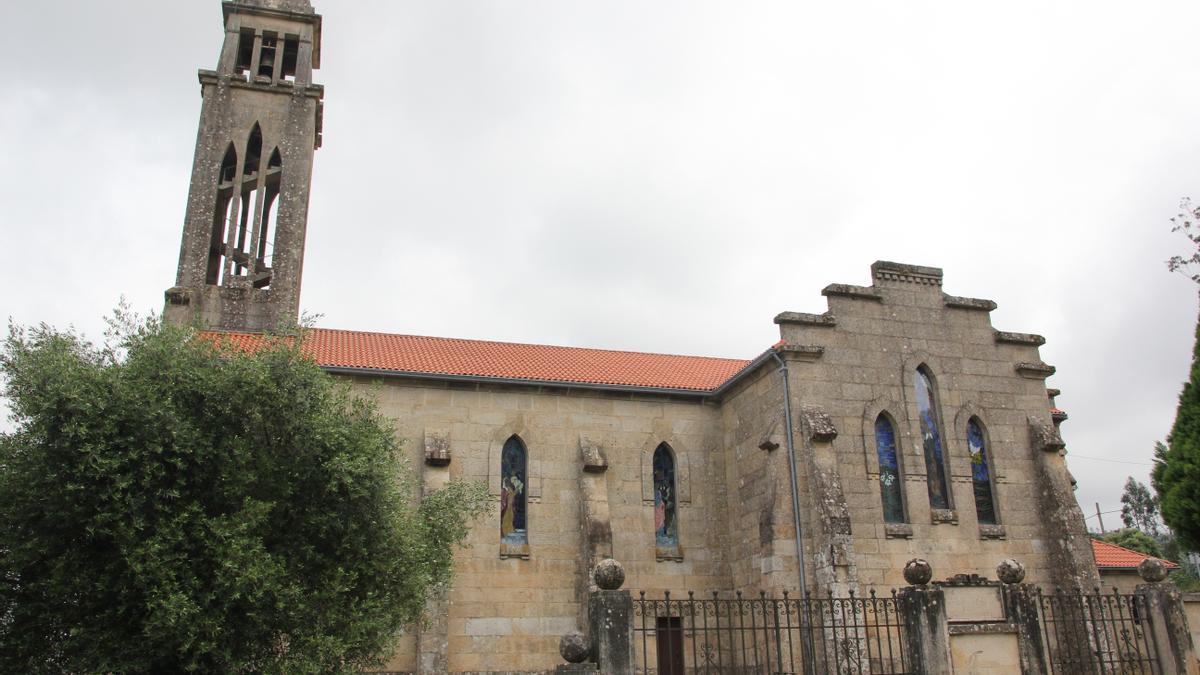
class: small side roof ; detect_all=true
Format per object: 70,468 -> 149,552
1092,539 -> 1179,571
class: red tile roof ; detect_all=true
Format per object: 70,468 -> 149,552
205,328 -> 756,393
1091,539 -> 1178,571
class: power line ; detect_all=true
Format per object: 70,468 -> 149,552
1066,453 -> 1155,466
1084,508 -> 1122,521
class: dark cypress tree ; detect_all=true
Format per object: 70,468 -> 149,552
1154,314 -> 1200,551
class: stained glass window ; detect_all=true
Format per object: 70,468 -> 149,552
875,414 -> 905,523
915,367 -> 951,510
500,436 -> 527,544
653,443 -> 679,548
968,418 -> 998,525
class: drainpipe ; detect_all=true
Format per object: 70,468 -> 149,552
771,351 -> 807,595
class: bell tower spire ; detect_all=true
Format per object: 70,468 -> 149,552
165,0 -> 323,332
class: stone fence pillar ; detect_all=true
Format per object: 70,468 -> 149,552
1136,559 -> 1199,675
997,558 -> 1051,675
555,558 -> 635,672
897,559 -> 952,675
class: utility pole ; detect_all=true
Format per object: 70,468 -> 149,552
1095,502 -> 1106,535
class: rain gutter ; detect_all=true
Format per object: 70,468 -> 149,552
770,350 -> 808,595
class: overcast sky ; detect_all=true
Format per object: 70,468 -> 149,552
3,1 -> 1199,532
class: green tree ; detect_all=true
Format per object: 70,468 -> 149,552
1155,203 -> 1200,552
1102,528 -> 1164,558
0,315 -> 489,673
1119,476 -> 1162,537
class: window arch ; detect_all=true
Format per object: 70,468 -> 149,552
500,435 -> 528,545
914,366 -> 951,510
967,418 -> 998,525
874,414 -> 906,523
653,443 -> 679,549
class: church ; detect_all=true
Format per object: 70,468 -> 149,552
163,1 -> 1100,671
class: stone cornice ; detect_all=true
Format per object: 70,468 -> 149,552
994,331 -> 1046,347
822,284 -> 882,302
1015,362 -> 1056,379
777,344 -> 825,362
199,70 -> 325,100
773,311 -> 837,327
871,260 -> 944,286
943,295 -> 998,312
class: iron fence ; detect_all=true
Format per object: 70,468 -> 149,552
633,589 -> 912,674
1036,587 -> 1161,674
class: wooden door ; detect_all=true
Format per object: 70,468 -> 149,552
656,616 -> 685,675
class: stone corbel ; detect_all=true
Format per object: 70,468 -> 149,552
799,405 -> 839,443
164,286 -> 193,306
580,435 -> 608,473
758,418 -> 780,452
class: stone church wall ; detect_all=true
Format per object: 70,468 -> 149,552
338,264 -> 1096,673
354,378 -> 731,672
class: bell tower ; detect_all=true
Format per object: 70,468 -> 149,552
165,0 -> 323,332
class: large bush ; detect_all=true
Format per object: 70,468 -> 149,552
0,316 -> 487,673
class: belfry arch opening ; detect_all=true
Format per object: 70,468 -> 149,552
207,143 -> 238,284
253,147 -> 282,287
210,124 -> 280,288
229,124 -> 263,278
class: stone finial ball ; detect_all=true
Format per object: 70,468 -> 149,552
593,558 -> 626,590
996,558 -> 1026,585
903,558 -> 933,586
559,630 -> 590,663
1138,557 -> 1169,583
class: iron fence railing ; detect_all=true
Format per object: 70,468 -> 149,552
1036,587 -> 1161,675
633,589 -> 912,675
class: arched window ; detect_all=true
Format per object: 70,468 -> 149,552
500,436 -> 527,545
914,366 -> 951,510
653,443 -> 679,549
874,414 -> 905,523
968,418 -> 998,525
